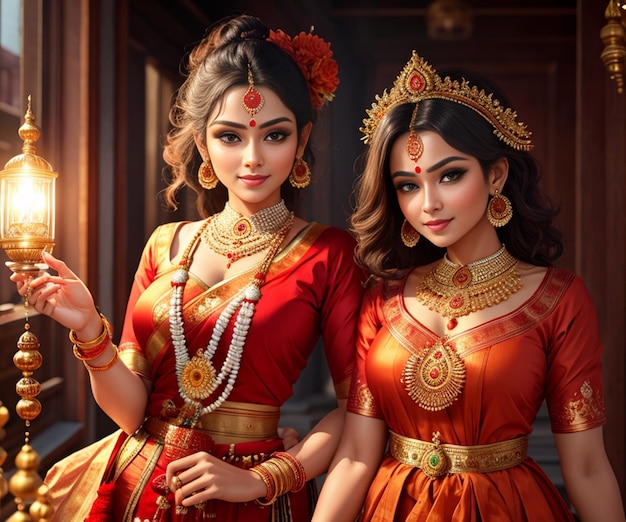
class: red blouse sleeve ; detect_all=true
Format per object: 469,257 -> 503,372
317,228 -> 367,399
545,272 -> 607,433
118,222 -> 180,379
347,278 -> 385,418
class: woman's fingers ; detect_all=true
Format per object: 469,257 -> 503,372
42,251 -> 79,280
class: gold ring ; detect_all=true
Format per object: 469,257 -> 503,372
171,475 -> 183,491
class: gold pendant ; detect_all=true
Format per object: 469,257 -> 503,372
420,431 -> 450,478
180,350 -> 216,400
403,339 -> 465,411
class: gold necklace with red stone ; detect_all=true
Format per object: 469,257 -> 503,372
417,245 -> 521,330
403,245 -> 522,411
202,200 -> 293,269
170,212 -> 293,425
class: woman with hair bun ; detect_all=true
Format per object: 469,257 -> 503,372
12,14 -> 364,521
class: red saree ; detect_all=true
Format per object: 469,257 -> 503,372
348,268 -> 606,522
49,221 -> 364,521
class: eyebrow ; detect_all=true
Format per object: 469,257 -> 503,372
210,117 -> 293,130
391,155 -> 469,179
426,156 -> 468,172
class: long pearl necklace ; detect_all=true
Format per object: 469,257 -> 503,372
170,209 -> 293,425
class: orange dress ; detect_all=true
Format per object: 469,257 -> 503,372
49,221 -> 364,522
348,268 -> 606,521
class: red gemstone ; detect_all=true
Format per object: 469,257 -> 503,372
493,198 -> 506,213
249,119 -> 256,127
434,351 -> 442,359
430,368 -> 440,379
409,73 -> 424,92
447,318 -> 458,330
415,165 -> 421,173
449,295 -> 464,309
244,89 -> 262,109
452,267 -> 472,287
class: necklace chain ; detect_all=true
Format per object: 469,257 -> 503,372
202,200 -> 293,268
416,245 -> 522,326
404,246 -> 520,410
170,209 -> 293,425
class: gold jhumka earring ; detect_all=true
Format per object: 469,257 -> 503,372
243,64 -> 264,127
406,103 -> 424,174
198,160 -> 218,190
486,189 -> 513,227
400,219 -> 420,247
289,158 -> 311,188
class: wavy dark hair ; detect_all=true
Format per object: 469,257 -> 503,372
162,14 -> 314,217
351,69 -> 563,278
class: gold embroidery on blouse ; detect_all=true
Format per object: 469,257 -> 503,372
118,342 -> 150,379
188,293 -> 221,323
560,380 -> 605,429
153,294 -> 170,324
351,378 -> 378,415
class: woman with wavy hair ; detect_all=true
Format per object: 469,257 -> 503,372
13,14 -> 364,521
313,51 -> 625,521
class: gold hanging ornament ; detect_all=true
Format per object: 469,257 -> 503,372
0,98 -> 55,520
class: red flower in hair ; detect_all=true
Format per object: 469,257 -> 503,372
268,29 -> 339,109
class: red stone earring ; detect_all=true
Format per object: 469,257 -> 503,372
243,63 -> 264,127
407,103 -> 423,174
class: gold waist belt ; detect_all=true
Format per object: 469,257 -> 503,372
389,430 -> 528,478
197,400 -> 280,443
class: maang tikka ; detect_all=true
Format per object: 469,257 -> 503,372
407,103 -> 423,173
243,63 -> 264,127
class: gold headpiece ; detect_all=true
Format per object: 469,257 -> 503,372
360,51 -> 533,151
243,63 -> 264,127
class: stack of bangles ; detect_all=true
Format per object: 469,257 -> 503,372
249,451 -> 307,506
70,314 -> 119,372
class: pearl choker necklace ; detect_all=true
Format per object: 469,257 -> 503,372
170,211 -> 293,426
202,200 -> 293,268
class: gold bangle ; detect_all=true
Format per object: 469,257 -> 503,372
83,345 -> 119,372
72,338 -> 111,361
250,463 -> 278,506
272,452 -> 306,492
69,313 -> 112,349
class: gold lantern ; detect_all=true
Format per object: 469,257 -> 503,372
0,96 -> 55,520
0,95 -> 57,274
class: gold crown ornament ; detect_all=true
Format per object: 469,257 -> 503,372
360,50 -> 533,151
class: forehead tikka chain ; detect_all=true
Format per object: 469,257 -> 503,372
170,212 -> 293,426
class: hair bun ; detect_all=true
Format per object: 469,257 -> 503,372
187,15 -> 268,73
